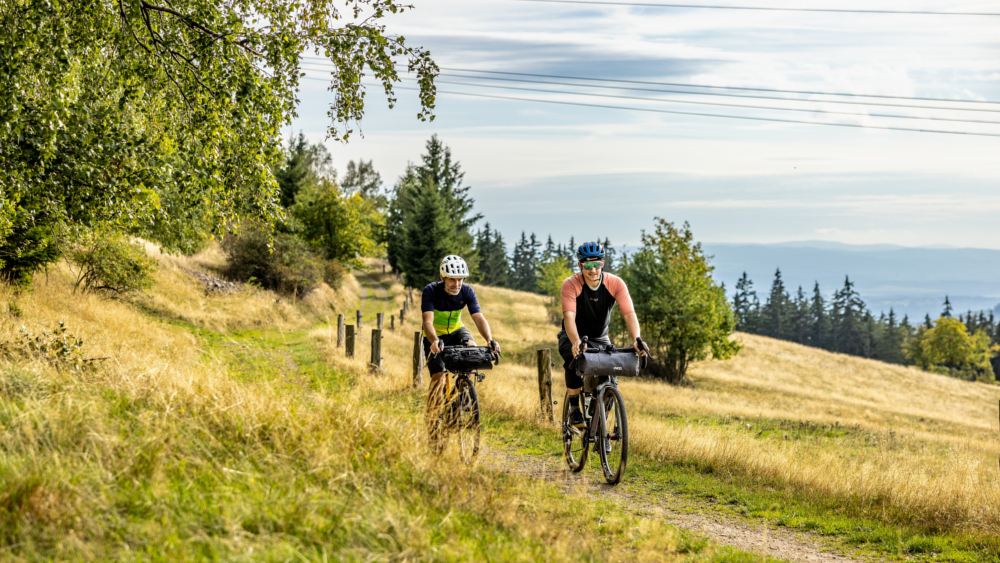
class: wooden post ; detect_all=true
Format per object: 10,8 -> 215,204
356,309 -> 362,328
377,312 -> 384,330
337,314 -> 345,347
390,315 -> 395,331
400,308 -> 405,325
382,264 -> 386,273
537,349 -> 554,423
345,325 -> 355,358
370,329 -> 382,373
412,331 -> 424,388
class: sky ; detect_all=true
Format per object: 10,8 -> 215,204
290,0 -> 1000,249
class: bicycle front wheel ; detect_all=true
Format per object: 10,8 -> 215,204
562,391 -> 588,472
455,377 -> 480,465
598,387 -> 629,485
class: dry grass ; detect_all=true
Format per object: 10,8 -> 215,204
348,282 -> 1000,535
0,252 -> 745,561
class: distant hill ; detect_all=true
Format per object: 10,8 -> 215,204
697,242 -> 1000,321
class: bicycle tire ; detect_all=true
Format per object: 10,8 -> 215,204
597,386 -> 629,485
562,391 -> 588,472
455,376 -> 480,465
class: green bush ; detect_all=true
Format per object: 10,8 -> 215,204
222,230 -> 323,297
69,232 -> 157,296
323,260 -> 346,290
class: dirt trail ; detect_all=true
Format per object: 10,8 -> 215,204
354,270 -> 390,318
482,446 -> 873,563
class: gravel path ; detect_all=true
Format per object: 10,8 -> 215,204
481,445 -> 874,563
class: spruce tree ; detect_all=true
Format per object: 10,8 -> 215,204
809,282 -> 829,349
400,180 -> 452,289
474,223 -> 510,287
942,295 -> 953,318
732,272 -> 758,332
791,286 -> 810,344
510,232 -> 541,292
830,276 -> 866,356
763,269 -> 790,339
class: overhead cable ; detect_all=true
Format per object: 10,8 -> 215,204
298,62 -> 1000,113
298,77 -> 1000,137
509,0 -> 1000,17
299,57 -> 1000,106
418,77 -> 1000,125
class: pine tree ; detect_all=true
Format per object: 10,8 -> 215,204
830,276 -> 866,356
809,282 -> 828,349
791,286 -> 809,344
924,314 -> 934,329
510,232 -> 541,292
400,180 -> 452,289
763,269 -> 790,339
942,295 -> 953,318
732,272 -> 759,332
474,223 -> 510,287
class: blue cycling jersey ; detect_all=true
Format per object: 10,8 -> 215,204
421,282 -> 481,336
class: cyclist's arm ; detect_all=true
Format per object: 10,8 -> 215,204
563,311 -> 587,357
623,311 -> 645,356
469,312 -> 492,346
422,311 -> 443,353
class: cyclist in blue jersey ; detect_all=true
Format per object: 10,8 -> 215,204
422,255 -> 501,436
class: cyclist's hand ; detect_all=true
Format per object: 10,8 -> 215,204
633,338 -> 649,357
429,339 -> 443,354
489,339 -> 502,356
571,339 -> 587,357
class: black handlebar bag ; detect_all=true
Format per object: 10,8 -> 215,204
441,347 -> 495,372
576,348 -> 641,393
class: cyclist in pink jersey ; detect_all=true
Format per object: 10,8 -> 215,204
559,241 -> 646,427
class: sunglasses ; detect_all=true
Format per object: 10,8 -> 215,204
581,261 -> 604,270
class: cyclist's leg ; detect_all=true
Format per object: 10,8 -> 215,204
424,328 -> 473,423
557,330 -> 586,423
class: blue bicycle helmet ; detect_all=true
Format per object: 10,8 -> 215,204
576,241 -> 605,261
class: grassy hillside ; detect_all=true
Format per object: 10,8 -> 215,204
0,246 -> 777,562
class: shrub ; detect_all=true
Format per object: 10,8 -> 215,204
323,260 -> 346,290
69,231 -> 157,296
0,322 -> 99,374
614,219 -> 741,385
222,230 -> 323,297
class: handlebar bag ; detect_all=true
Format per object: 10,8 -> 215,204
441,347 -> 495,372
576,349 -> 640,378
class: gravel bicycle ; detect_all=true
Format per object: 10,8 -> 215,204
429,343 -> 500,465
562,336 -> 647,485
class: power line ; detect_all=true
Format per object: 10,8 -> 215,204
298,62 -> 1000,113
419,77 -> 1000,125
510,0 -> 1000,16
299,56 -> 1000,106
299,77 -> 1000,137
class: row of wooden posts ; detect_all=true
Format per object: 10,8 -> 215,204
335,287 -> 557,422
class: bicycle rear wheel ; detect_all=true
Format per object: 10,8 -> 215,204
598,387 -> 629,484
562,391 -> 588,472
455,377 -> 480,465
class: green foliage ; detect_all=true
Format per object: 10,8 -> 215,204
0,322 -> 98,373
222,230 -> 323,297
398,178 -> 453,288
905,317 -> 999,382
0,205 -> 61,287
617,219 -> 741,385
473,223 -> 510,287
342,159 -> 384,202
537,256 -> 573,325
292,179 -> 382,267
0,0 -> 436,283
69,231 -> 158,296
510,232 -> 542,293
386,136 -> 480,284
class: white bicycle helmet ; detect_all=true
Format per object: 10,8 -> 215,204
440,255 -> 470,279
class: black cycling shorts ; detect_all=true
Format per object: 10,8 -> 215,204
557,330 -> 612,390
423,327 -> 475,375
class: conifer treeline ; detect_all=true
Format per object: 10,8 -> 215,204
732,270 -> 1000,377
473,231 -> 616,292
